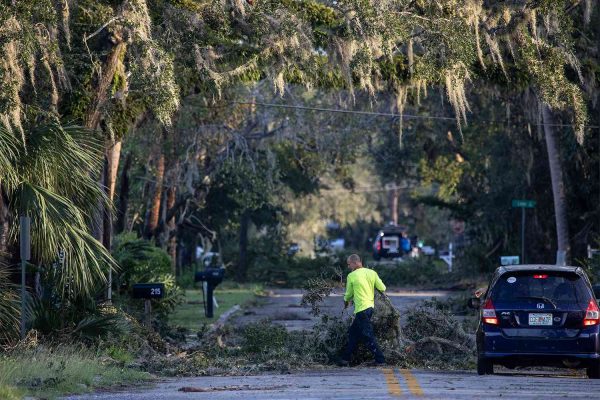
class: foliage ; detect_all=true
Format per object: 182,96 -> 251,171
113,233 -> 172,286
241,322 -> 288,353
0,262 -> 20,346
0,122 -> 115,297
112,233 -> 183,318
247,256 -> 339,288
28,295 -> 129,343
0,344 -> 151,399
371,258 -> 452,288
0,385 -> 21,400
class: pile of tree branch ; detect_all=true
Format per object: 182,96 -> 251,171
302,277 -> 476,369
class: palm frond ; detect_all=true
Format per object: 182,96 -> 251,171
9,182 -> 116,297
17,122 -> 109,224
0,124 -> 20,190
0,260 -> 21,346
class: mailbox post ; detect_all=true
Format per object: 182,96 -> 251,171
132,283 -> 165,328
195,267 -> 224,318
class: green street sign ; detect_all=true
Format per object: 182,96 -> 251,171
501,256 -> 520,266
512,199 -> 536,208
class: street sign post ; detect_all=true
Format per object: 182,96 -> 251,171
19,216 -> 30,340
512,199 -> 536,264
439,243 -> 454,273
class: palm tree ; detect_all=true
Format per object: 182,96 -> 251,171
0,121 -> 116,301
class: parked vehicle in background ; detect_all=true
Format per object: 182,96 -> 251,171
329,238 -> 345,252
287,243 -> 301,256
420,245 -> 435,256
372,225 -> 408,261
470,265 -> 600,378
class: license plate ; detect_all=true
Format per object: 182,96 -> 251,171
529,313 -> 553,326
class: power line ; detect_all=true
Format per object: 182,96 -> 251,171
231,101 -> 600,130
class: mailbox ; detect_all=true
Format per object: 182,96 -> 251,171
132,283 -> 165,299
195,267 -> 225,318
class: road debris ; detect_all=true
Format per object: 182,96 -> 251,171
178,384 -> 288,392
302,276 -> 476,369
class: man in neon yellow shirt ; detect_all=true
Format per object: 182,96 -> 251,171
338,254 -> 386,366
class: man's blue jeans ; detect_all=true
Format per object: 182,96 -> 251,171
342,307 -> 385,363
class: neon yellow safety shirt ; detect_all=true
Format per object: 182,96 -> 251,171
344,267 -> 386,314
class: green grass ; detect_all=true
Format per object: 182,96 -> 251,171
169,284 -> 259,331
0,384 -> 22,400
0,345 -> 152,399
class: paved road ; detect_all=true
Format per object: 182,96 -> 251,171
65,290 -> 600,399
231,288 -> 450,331
65,367 -> 600,399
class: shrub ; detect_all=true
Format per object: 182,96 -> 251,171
112,233 -> 183,319
241,322 -> 288,353
29,266 -> 130,342
370,257 -> 452,287
247,255 -> 340,287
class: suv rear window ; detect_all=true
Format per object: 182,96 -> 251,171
491,271 -> 591,308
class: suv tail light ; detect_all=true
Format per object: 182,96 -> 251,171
376,241 -> 381,251
584,299 -> 600,326
482,298 -> 498,325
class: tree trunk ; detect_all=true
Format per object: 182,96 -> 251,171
237,211 -> 250,281
542,104 -> 570,265
84,42 -> 126,131
166,186 -> 177,275
102,157 -> 112,250
389,186 -> 399,225
145,153 -> 165,239
105,140 -> 122,202
84,41 -> 126,244
115,152 -> 132,234
101,140 -> 122,253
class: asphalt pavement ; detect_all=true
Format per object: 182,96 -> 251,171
64,367 -> 600,399
61,289 -> 600,399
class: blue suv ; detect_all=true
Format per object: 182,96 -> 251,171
471,265 -> 600,378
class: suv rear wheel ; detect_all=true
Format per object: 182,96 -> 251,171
477,356 -> 493,375
586,361 -> 600,379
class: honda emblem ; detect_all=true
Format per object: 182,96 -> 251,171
537,303 -> 544,309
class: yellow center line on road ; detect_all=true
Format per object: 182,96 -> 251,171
381,367 -> 402,397
399,369 -> 424,396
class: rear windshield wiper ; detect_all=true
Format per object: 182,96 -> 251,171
515,296 -> 557,309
